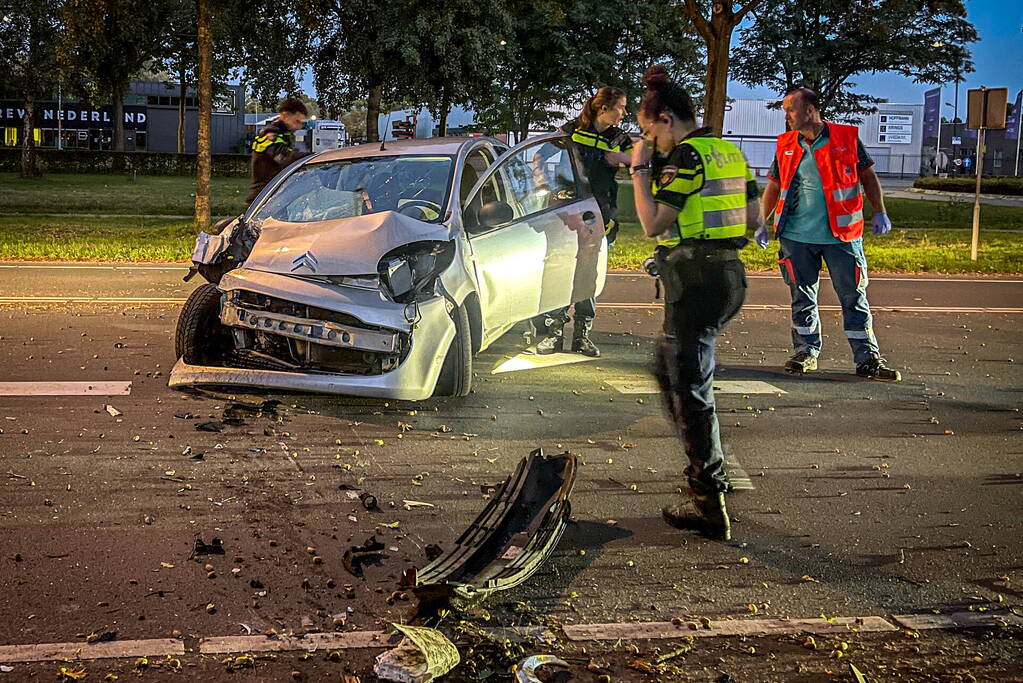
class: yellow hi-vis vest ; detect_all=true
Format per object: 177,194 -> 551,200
656,136 -> 752,247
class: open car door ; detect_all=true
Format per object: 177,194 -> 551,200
460,133 -> 607,335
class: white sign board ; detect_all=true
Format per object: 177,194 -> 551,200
878,113 -> 913,144
952,136 -> 962,145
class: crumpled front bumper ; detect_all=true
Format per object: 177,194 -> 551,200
167,268 -> 456,401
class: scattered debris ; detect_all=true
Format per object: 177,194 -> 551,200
343,536 -> 387,577
424,544 -> 444,562
189,537 -> 225,560
196,422 -> 224,433
360,492 -> 379,511
403,500 -> 435,510
85,630 -> 117,643
57,667 -> 87,681
374,624 -> 460,683
513,654 -> 570,683
407,448 -> 577,618
104,405 -> 122,417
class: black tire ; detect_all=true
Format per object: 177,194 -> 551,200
175,283 -> 230,365
434,304 -> 472,397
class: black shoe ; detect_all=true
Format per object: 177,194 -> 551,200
570,320 -> 600,357
661,492 -> 731,541
784,351 -> 818,374
856,354 -> 901,381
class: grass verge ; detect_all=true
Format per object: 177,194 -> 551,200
0,172 -> 250,215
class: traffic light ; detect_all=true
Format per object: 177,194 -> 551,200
392,119 -> 414,139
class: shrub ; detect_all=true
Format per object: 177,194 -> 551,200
0,149 -> 249,177
913,175 -> 1023,196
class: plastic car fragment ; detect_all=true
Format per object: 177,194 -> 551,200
404,448 -> 577,617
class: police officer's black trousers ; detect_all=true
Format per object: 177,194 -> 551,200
655,253 -> 746,495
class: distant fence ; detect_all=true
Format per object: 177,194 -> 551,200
0,149 -> 250,177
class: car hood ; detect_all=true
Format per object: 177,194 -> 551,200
244,211 -> 451,276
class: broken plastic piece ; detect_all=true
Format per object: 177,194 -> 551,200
360,492 -> 379,510
409,448 -> 577,615
374,624 -> 460,683
513,654 -> 570,683
343,536 -> 386,577
189,537 -> 225,559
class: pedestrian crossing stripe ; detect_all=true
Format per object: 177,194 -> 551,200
606,379 -> 786,395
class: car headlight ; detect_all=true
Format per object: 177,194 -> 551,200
377,241 -> 455,303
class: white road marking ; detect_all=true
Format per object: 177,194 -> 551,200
1,297 -> 1019,314
562,616 -> 899,641
609,272 -> 1023,284
0,638 -> 184,664
892,611 -> 1022,630
0,381 -> 132,396
199,631 -> 395,654
607,379 -> 786,395
491,350 -> 597,374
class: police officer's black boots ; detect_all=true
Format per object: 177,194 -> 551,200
535,315 -> 566,355
570,318 -> 600,357
662,491 -> 731,541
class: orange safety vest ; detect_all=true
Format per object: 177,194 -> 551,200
773,123 -> 865,241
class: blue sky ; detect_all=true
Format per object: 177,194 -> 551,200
730,0 -> 1023,111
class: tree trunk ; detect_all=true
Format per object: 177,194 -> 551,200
112,86 -> 125,152
366,84 -> 382,143
20,93 -> 40,179
438,89 -> 450,137
194,0 -> 213,227
702,19 -> 735,136
177,63 -> 187,154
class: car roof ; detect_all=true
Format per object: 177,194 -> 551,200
309,136 -> 502,163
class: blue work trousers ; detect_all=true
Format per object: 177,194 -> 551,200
777,237 -> 879,365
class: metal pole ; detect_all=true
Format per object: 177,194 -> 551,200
1015,121 -> 1021,176
57,80 -> 62,150
971,127 -> 983,261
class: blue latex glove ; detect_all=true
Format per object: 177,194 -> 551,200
872,211 -> 892,235
754,219 -> 770,249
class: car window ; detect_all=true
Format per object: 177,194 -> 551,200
251,155 -> 454,224
460,148 -> 495,204
499,138 -> 578,221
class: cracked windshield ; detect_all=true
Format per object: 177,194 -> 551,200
252,156 -> 454,224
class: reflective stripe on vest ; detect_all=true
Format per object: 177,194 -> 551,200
571,129 -> 627,152
772,123 -> 865,241
656,136 -> 751,247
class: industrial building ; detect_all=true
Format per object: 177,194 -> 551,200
0,80 -> 246,154
720,99 -> 925,177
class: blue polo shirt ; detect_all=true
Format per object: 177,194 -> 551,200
768,124 -> 874,244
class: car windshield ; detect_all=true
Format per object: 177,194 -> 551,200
251,155 -> 455,224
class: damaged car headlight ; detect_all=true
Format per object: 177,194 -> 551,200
377,241 -> 455,303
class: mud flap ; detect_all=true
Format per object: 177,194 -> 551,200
405,448 -> 577,619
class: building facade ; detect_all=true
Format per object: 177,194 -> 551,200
721,99 -> 925,177
0,80 -> 246,154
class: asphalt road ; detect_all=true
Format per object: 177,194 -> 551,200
1,265 -> 1021,681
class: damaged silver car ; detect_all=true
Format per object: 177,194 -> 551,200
169,134 -> 607,400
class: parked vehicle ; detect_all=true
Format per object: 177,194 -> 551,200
169,134 -> 607,400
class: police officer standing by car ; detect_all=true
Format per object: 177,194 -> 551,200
246,98 -> 310,206
631,66 -> 759,541
531,87 -> 633,357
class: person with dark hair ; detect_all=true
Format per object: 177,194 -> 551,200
529,87 -> 633,357
630,65 -> 760,541
246,97 -> 310,205
756,87 -> 900,381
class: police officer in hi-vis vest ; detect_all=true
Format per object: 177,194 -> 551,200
631,66 -> 760,541
756,87 -> 900,382
530,87 -> 633,357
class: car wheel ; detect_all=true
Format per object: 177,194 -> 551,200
434,304 -> 472,397
175,283 -> 230,365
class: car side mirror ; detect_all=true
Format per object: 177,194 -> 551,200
476,200 -> 514,230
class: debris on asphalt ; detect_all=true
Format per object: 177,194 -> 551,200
408,448 -> 577,618
57,667 -> 87,681
360,492 -> 379,510
343,536 -> 387,577
189,537 -> 225,559
424,544 -> 444,561
85,630 -> 117,643
403,500 -> 434,510
195,421 -> 224,433
374,624 -> 460,683
104,405 -> 122,417
513,654 -> 570,682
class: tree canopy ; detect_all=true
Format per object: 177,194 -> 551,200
732,0 -> 978,119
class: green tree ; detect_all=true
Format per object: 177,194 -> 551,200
413,0 -> 512,135
306,0 -> 423,143
0,0 -> 63,177
682,0 -> 762,136
60,0 -> 173,151
731,0 -> 977,120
